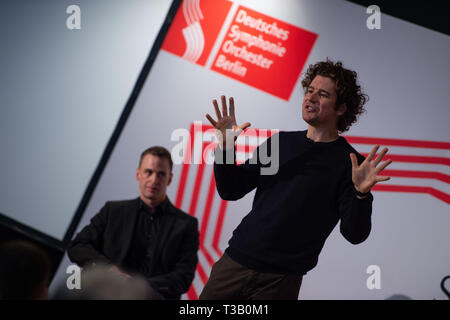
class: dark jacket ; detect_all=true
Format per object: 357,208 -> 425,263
67,197 -> 199,299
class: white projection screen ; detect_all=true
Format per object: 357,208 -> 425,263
0,0 -> 173,243
44,0 -> 449,299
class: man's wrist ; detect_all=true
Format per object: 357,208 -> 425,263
355,187 -> 370,199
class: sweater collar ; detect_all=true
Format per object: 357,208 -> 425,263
302,130 -> 344,146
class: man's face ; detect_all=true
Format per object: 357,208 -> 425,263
302,75 -> 346,129
136,154 -> 173,205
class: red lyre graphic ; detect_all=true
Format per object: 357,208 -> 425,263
162,0 -> 232,66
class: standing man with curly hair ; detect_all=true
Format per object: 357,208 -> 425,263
200,59 -> 393,300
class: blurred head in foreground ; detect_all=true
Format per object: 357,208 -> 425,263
0,240 -> 51,300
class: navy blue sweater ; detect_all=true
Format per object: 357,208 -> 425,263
214,130 -> 373,275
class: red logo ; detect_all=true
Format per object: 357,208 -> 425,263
210,6 -> 318,100
162,1 -> 318,101
161,0 -> 232,66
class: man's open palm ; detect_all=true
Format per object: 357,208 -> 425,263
350,145 -> 393,194
206,95 -> 251,148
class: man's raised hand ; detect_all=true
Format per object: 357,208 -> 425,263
350,145 -> 393,195
206,95 -> 251,149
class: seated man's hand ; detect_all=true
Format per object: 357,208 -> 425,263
108,265 -> 132,279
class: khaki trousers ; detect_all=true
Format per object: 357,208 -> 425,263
199,252 -> 303,300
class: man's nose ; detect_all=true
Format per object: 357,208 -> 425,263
307,91 -> 318,102
149,172 -> 158,183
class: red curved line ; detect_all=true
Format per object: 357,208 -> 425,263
380,169 -> 450,184
191,21 -> 201,62
182,0 -> 191,25
346,136 -> 450,150
195,0 -> 204,20
360,153 -> 450,166
372,184 -> 450,204
186,0 -> 195,24
190,0 -> 199,22
185,25 -> 195,61
194,23 -> 205,62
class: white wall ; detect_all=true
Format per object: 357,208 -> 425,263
0,0 -> 172,240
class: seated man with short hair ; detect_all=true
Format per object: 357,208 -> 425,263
68,146 -> 199,299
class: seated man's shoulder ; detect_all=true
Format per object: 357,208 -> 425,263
103,198 -> 140,211
168,204 -> 198,223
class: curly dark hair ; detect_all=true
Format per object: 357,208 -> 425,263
301,59 -> 368,132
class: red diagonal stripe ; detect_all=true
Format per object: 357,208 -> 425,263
200,244 -> 215,267
186,262 -> 210,300
187,285 -> 197,300
199,169 -> 217,244
175,124 -> 194,209
212,199 -> 228,257
188,162 -> 206,216
196,261 -> 209,284
176,163 -> 191,209
346,136 -> 450,149
372,184 -> 450,204
380,169 -> 450,184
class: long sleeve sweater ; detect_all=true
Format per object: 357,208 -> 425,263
214,130 -> 373,275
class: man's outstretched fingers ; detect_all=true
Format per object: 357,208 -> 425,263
229,97 -> 235,119
212,99 -> 221,120
376,175 -> 391,182
350,153 -> 358,169
373,147 -> 389,166
375,158 -> 393,174
206,114 -> 217,127
221,95 -> 228,117
367,145 -> 380,162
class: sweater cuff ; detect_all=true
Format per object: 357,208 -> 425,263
355,191 -> 374,202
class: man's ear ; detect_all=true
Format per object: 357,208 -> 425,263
136,168 -> 140,181
337,103 -> 347,116
168,172 -> 173,186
